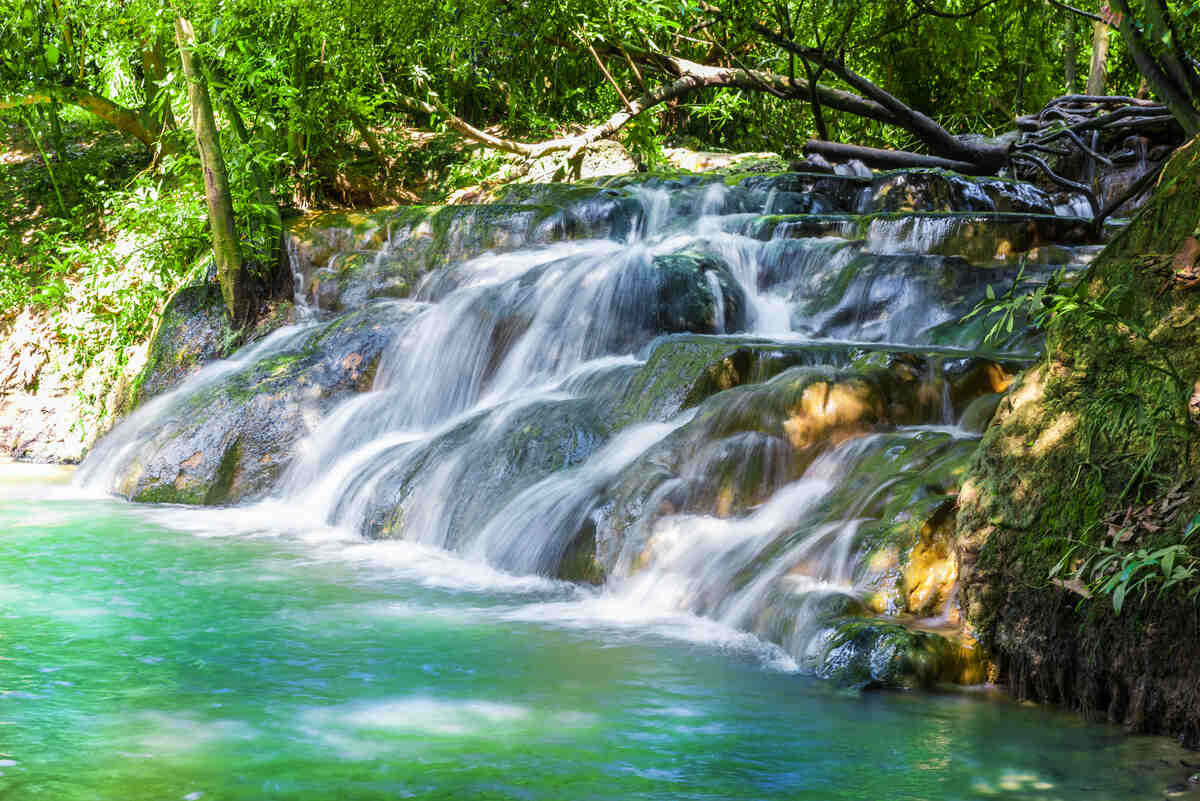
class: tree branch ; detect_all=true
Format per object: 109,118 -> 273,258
1109,0 -> 1200,136
399,56 -> 900,168
909,0 -> 1001,19
1045,0 -> 1101,22
1,86 -> 160,147
803,140 -> 985,173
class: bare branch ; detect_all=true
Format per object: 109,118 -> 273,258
576,30 -> 633,112
1,86 -> 160,147
398,58 -> 897,170
1010,151 -> 1099,216
1044,0 -> 1101,22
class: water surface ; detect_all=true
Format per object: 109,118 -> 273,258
0,468 -> 1189,801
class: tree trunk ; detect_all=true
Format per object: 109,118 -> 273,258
1086,20 -> 1109,95
174,15 -> 247,325
803,140 -> 986,174
1065,15 -> 1077,93
1110,0 -> 1200,136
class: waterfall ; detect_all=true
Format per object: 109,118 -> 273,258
76,167 -> 1098,683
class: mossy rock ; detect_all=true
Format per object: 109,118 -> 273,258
130,283 -> 231,409
126,284 -> 296,413
732,172 -> 870,214
863,212 -> 1095,263
739,213 -> 861,241
356,396 -> 609,553
650,251 -> 747,335
595,362 -> 956,575
821,619 -> 988,689
957,135 -> 1200,745
110,301 -> 415,505
288,203 -> 619,311
556,519 -> 606,585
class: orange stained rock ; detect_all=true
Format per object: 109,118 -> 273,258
783,380 -> 882,450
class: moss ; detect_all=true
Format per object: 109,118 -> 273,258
204,437 -> 242,505
556,522 -> 606,585
957,136 -> 1200,744
824,618 -> 989,689
134,480 -> 208,505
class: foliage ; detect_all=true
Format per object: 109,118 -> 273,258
969,261 -> 1189,402
968,241 -> 1200,615
0,117 -> 206,421
1051,514 -> 1200,614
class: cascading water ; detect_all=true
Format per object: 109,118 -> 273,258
76,166 -> 1101,685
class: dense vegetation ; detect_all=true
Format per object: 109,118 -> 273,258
3,1 -> 1196,317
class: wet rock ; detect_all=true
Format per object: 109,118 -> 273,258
595,363 -> 948,574
608,336 -> 851,430
865,213 -> 1093,263
133,284 -> 230,405
111,302 -> 415,504
901,499 -> 958,617
733,172 -> 870,215
820,619 -> 988,689
958,393 -> 1004,433
650,251 -> 747,336
357,396 -> 609,550
129,284 -> 295,411
868,170 -> 1054,215
739,213 -> 860,242
944,359 -> 1017,413
556,519 -> 606,584
788,252 -> 990,344
488,183 -> 643,240
288,204 -> 579,311
784,241 -> 1068,347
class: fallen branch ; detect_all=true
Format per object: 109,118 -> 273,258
802,140 -> 986,173
398,58 -> 899,179
750,23 -> 1006,168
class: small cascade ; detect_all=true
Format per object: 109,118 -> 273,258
77,164 -> 1102,686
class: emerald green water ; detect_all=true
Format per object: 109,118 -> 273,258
0,469 -> 1190,800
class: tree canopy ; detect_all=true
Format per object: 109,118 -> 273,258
4,0 -> 1200,320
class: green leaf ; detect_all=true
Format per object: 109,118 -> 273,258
44,43 -> 59,67
1112,582 -> 1127,614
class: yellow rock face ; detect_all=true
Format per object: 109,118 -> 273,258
783,380 -> 883,451
903,501 -> 959,618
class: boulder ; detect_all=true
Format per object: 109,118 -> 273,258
820,619 -> 988,689
110,301 -> 415,504
733,172 -> 870,215
595,363 -> 950,575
